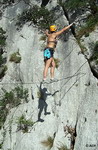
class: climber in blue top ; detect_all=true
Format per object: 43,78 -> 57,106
43,23 -> 73,83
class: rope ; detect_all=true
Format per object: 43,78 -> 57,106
0,73 -> 86,85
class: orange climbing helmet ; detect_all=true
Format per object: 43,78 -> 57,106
49,25 -> 57,32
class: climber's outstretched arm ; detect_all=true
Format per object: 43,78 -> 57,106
55,23 -> 73,36
45,30 -> 49,36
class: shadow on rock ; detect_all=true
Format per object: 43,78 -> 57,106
38,82 -> 51,122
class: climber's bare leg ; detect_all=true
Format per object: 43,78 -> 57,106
43,58 -> 53,80
50,58 -> 55,79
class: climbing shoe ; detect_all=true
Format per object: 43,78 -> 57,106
42,79 -> 49,84
50,78 -> 58,83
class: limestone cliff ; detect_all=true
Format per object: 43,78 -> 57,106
0,0 -> 98,150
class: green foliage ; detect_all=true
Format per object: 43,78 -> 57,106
16,5 -> 56,30
0,90 -> 20,109
94,41 -> 98,52
0,142 -> 3,149
9,51 -> 21,63
0,129 -> 7,150
58,0 -> 98,38
17,115 -> 34,133
37,90 -> 41,99
40,35 -> 47,41
89,0 -> 98,14
0,54 -> 3,66
14,86 -> 29,102
0,27 -> 6,35
0,86 -> 28,129
0,27 -> 7,78
0,27 -> 6,46
58,144 -> 69,150
0,65 -> 7,79
41,136 -> 54,149
61,0 -> 86,10
40,43 -> 46,51
54,58 -> 60,68
0,107 -> 8,129
0,38 -> 6,47
76,39 -> 87,53
60,0 -> 98,12
77,14 -> 98,38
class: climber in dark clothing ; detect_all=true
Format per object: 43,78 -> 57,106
43,23 -> 73,82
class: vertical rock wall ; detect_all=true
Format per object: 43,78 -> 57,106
0,0 -> 98,150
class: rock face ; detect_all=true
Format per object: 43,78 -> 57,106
0,0 -> 98,150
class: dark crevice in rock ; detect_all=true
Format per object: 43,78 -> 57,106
0,27 -> 7,79
60,2 -> 98,80
89,0 -> 98,15
61,4 -> 76,37
71,116 -> 78,150
87,42 -> 98,79
41,0 -> 50,7
78,46 -> 98,80
64,124 -> 77,150
83,56 -> 98,80
0,48 -> 3,55
88,60 -> 98,79
71,124 -> 77,150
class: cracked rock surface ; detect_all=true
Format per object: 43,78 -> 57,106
0,0 -> 98,150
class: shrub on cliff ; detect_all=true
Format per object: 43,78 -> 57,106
0,86 -> 29,129
0,27 -> 7,78
58,144 -> 70,150
0,27 -> 6,47
54,58 -> 60,68
9,51 -> 21,63
60,0 -> 86,10
77,14 -> 98,38
17,115 -> 35,133
41,136 -> 54,149
0,65 -> 7,79
58,0 -> 98,38
16,5 -> 56,30
0,54 -> 3,66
